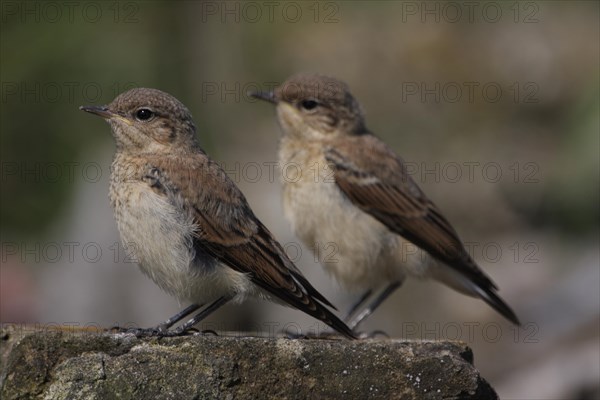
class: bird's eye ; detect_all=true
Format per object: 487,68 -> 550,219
300,100 -> 319,111
135,108 -> 154,121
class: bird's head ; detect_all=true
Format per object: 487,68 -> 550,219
80,88 -> 198,153
251,73 -> 366,141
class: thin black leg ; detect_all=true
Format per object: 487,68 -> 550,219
172,295 -> 232,335
110,304 -> 202,336
348,281 -> 402,330
154,304 -> 202,331
344,289 -> 373,321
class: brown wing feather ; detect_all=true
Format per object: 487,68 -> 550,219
326,135 -> 521,325
325,135 -> 496,290
143,151 -> 355,338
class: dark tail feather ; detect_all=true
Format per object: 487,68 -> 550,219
314,301 -> 358,339
476,286 -> 521,326
431,264 -> 520,325
250,271 -> 357,339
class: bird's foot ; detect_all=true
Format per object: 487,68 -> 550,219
281,328 -> 345,340
165,326 -> 220,337
282,329 -> 308,339
107,326 -> 169,337
108,325 -> 197,338
107,325 -> 141,334
107,325 -> 216,337
355,330 -> 389,339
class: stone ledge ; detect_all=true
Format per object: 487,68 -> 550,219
0,326 -> 497,399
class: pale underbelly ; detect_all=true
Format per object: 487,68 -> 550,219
283,180 -> 433,291
112,185 -> 252,304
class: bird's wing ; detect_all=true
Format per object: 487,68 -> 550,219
325,135 -> 520,325
324,134 -> 495,289
142,152 -> 355,338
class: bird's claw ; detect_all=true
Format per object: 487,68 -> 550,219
107,325 -> 189,337
281,328 -> 346,340
356,330 -> 389,339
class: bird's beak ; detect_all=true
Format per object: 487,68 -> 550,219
79,105 -> 114,119
249,91 -> 277,104
80,105 -> 133,126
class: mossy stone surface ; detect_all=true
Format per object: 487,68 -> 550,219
0,326 -> 497,399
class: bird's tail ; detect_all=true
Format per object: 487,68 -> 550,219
432,266 -> 521,326
473,285 -> 521,326
310,300 -> 358,339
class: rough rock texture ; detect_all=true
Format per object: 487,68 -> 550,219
0,325 -> 497,399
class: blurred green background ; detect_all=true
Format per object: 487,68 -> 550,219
1,1 -> 598,398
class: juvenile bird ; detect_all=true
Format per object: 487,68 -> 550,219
80,87 -> 355,339
251,74 -> 520,330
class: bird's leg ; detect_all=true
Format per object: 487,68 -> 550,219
344,289 -> 373,321
283,287 -> 390,339
283,289 -> 376,340
109,304 -> 203,336
153,303 -> 202,331
168,295 -> 233,336
348,281 -> 402,331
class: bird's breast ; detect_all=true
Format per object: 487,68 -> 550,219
108,163 -> 225,302
278,142 -> 403,290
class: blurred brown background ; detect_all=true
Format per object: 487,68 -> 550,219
1,1 -> 598,399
